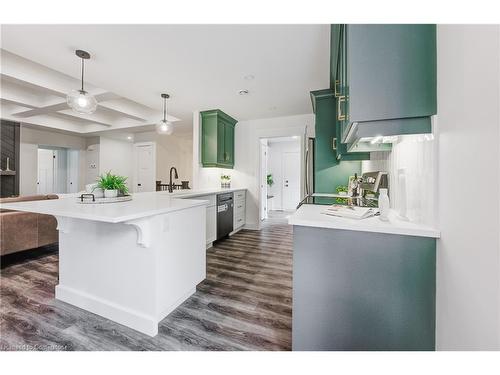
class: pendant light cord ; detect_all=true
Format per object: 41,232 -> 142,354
81,58 -> 85,92
163,96 -> 167,121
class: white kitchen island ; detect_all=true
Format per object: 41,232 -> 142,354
0,192 -> 208,336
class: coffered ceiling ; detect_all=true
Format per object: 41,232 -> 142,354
1,25 -> 329,136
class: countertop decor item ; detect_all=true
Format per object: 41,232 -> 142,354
220,174 -> 231,189
78,193 -> 133,204
378,188 -> 390,221
97,171 -> 129,198
66,49 -> 98,114
156,93 -> 174,135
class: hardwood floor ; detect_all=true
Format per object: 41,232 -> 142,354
0,221 -> 292,351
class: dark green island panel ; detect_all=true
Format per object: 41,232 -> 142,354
292,226 -> 436,351
200,109 -> 237,169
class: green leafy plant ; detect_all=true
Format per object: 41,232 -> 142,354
97,171 -> 129,195
220,174 -> 231,181
267,174 -> 274,187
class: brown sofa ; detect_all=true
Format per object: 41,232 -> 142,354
0,194 -> 59,256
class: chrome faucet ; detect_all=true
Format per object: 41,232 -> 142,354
168,167 -> 179,193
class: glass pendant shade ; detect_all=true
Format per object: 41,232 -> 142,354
156,93 -> 174,135
156,119 -> 174,135
67,89 -> 98,114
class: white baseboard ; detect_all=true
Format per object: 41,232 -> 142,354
55,284 -> 158,337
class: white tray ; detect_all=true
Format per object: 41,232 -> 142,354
77,195 -> 133,204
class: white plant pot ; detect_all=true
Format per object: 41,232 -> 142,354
92,187 -> 104,198
104,189 -> 118,198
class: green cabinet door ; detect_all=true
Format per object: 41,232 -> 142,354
200,109 -> 237,168
339,24 -> 436,144
223,122 -> 235,166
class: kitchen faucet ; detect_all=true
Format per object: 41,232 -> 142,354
168,167 -> 179,193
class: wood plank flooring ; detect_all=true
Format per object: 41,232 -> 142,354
0,221 -> 292,351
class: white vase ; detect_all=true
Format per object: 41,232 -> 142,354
104,189 -> 118,198
93,187 -> 104,198
378,188 -> 390,221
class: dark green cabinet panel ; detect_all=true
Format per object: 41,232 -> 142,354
200,109 -> 237,168
331,24 -> 436,146
310,89 -> 363,194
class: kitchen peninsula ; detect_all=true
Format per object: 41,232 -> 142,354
0,192 -> 208,336
289,204 -> 440,350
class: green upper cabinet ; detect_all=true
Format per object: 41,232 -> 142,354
200,109 -> 237,168
310,89 -> 370,164
331,24 -> 436,146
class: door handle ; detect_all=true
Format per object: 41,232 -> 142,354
338,96 -> 346,121
334,80 -> 341,97
138,183 -> 142,186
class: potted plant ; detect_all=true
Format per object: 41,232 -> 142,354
97,171 -> 129,198
220,174 -> 231,189
267,174 -> 274,187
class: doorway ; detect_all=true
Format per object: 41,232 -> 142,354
259,136 -> 302,224
37,146 -> 79,194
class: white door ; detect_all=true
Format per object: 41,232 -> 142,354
260,142 -> 268,221
67,149 -> 79,193
133,143 -> 156,193
37,149 -> 54,194
282,151 -> 301,210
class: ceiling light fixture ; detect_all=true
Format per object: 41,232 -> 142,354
67,50 -> 98,114
156,93 -> 174,135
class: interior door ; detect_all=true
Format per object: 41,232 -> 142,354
260,142 -> 268,220
37,149 -> 54,194
282,151 -> 301,210
67,149 -> 79,193
134,143 -> 155,193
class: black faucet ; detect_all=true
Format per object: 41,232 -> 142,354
168,167 -> 179,193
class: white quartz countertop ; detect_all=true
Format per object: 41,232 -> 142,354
289,204 -> 440,238
158,187 -> 246,199
0,192 -> 208,223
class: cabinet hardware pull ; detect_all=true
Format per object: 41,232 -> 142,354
332,137 -> 337,151
338,96 -> 346,121
334,80 -> 341,97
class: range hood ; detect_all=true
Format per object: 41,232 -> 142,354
344,116 -> 432,153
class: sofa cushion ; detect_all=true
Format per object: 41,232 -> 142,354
0,211 -> 38,256
38,214 -> 59,247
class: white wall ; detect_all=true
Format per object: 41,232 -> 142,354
435,25 -> 500,350
134,131 -> 193,185
19,126 -> 87,194
85,143 -> 100,185
267,139 -> 301,211
99,137 -> 133,189
193,111 -> 314,229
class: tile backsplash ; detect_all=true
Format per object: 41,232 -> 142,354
362,133 -> 437,227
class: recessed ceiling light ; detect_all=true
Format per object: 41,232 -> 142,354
244,74 -> 255,80
238,89 -> 249,95
127,136 -> 132,140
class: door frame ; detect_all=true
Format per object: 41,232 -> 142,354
132,141 -> 157,193
257,128 -> 306,230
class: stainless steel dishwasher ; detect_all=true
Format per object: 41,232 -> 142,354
216,192 -> 233,240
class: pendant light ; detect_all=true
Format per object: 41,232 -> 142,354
156,93 -> 174,135
66,50 -> 98,114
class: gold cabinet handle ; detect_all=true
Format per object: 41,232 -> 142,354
334,80 -> 341,97
337,95 -> 346,121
